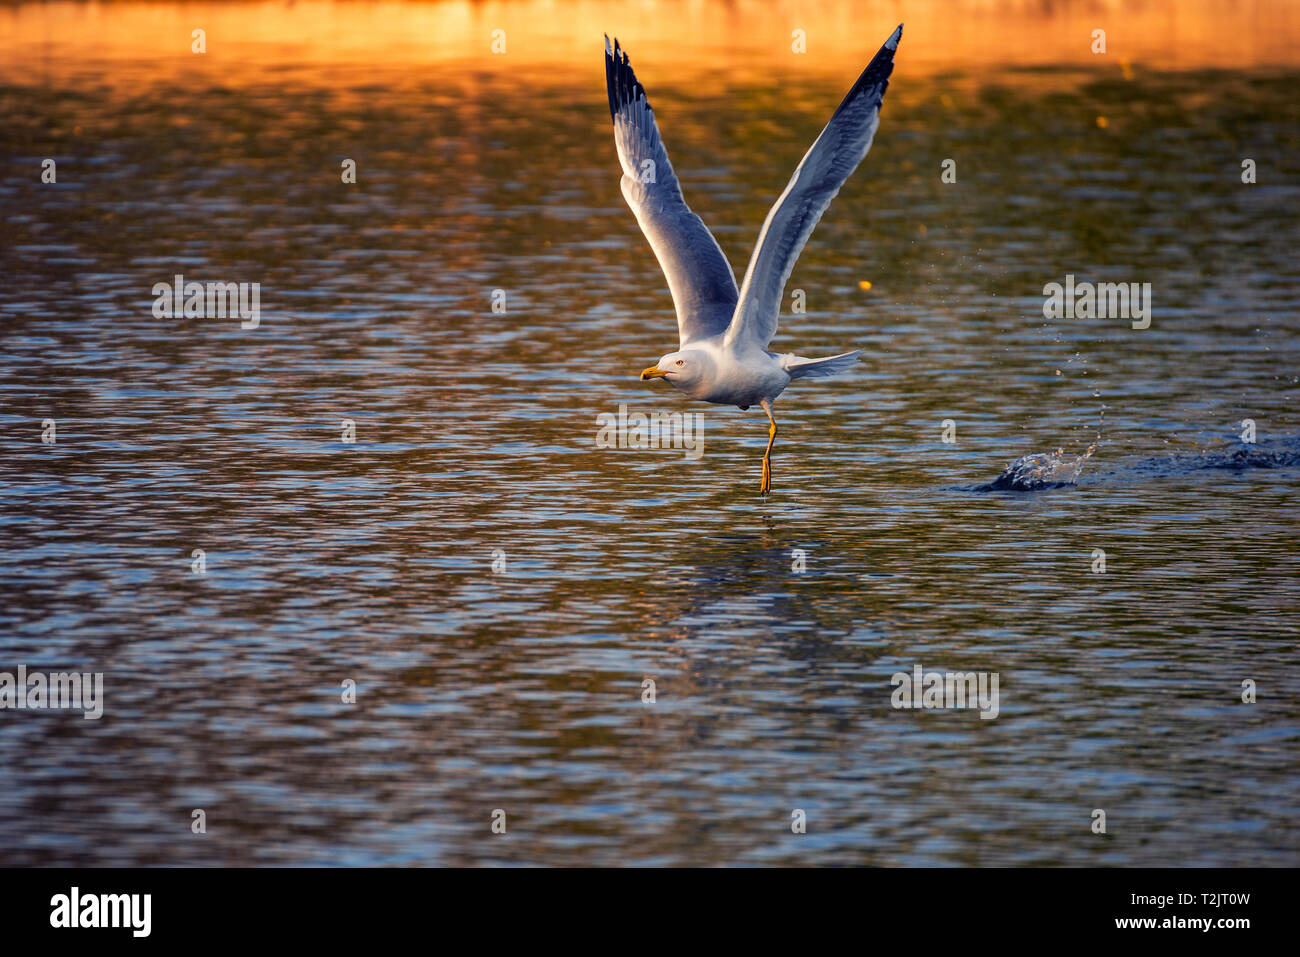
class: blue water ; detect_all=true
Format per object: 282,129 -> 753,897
1,52 -> 1298,865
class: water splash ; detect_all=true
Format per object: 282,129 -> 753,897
976,404 -> 1104,492
1140,440 -> 1300,476
975,436 -> 1300,493
977,443 -> 1098,491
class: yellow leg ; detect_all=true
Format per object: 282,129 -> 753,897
760,399 -> 777,495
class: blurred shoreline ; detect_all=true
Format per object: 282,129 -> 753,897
4,0 -> 1300,89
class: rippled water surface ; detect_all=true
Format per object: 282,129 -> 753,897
1,1 -> 1298,866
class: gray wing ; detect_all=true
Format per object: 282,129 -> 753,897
725,24 -> 901,350
606,36 -> 738,347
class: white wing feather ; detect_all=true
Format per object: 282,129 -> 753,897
725,24 -> 902,350
606,36 -> 739,347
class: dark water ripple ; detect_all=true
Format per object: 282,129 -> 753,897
0,64 -> 1298,866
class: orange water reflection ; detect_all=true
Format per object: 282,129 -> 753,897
3,0 -> 1300,89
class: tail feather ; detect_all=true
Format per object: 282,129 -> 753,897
783,350 -> 863,379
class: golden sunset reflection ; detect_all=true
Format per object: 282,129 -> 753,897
3,0 -> 1300,869
3,0 -> 1300,89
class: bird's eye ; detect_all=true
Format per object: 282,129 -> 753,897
675,359 -> 685,367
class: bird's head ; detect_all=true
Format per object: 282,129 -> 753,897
639,349 -> 710,390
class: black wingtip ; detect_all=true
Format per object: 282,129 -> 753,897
831,24 -> 902,119
603,34 -> 649,124
604,35 -> 621,121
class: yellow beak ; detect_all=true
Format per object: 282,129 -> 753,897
640,366 -> 670,381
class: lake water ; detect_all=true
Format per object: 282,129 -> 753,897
1,0 -> 1297,866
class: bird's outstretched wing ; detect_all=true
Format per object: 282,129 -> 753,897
725,24 -> 901,350
605,36 -> 738,347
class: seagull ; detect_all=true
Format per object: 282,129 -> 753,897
605,24 -> 902,494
